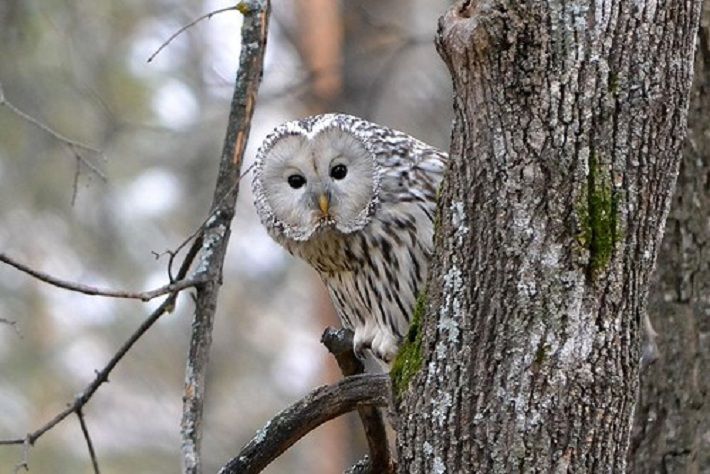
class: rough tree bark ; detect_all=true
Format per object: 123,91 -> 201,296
393,1 -> 702,472
630,3 -> 710,472
180,2 -> 270,473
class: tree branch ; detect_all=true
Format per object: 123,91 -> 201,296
164,161 -> 256,282
218,374 -> 391,474
12,438 -> 29,473
147,5 -> 245,63
0,82 -> 106,182
321,328 -> 395,474
76,409 -> 100,474
179,1 -> 270,473
0,317 -> 22,337
0,236 -> 202,463
0,285 -> 185,446
0,252 -> 205,301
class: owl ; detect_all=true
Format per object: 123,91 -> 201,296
252,114 -> 447,362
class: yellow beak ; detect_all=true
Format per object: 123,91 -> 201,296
319,193 -> 330,216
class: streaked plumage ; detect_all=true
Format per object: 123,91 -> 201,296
252,114 -> 447,362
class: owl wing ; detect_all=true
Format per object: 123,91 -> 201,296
369,127 -> 448,217
313,114 -> 448,201
345,119 -> 448,361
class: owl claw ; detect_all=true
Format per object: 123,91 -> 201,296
378,350 -> 394,364
371,332 -> 399,364
353,339 -> 370,360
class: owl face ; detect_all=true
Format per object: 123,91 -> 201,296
253,120 -> 380,241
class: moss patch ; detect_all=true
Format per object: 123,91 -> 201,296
236,1 -> 252,14
390,291 -> 426,400
577,151 -> 619,277
531,337 -> 548,374
608,71 -> 620,95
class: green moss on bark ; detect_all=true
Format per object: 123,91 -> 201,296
390,291 -> 426,400
577,151 -> 619,276
608,71 -> 620,95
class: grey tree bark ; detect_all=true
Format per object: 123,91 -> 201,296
629,3 -> 710,472
393,1 -> 703,472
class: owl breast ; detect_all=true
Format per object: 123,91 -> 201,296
284,202 -> 433,362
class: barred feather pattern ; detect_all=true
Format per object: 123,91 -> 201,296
252,114 -> 447,362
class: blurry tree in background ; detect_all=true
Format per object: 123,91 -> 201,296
0,0 -> 449,472
630,4 -> 710,472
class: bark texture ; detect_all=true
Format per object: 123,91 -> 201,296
180,2 -> 270,473
630,3 -> 710,472
396,1 -> 702,472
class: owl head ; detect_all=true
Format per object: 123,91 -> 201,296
252,114 -> 381,241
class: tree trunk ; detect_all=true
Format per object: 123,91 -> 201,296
394,1 -> 703,472
629,2 -> 710,472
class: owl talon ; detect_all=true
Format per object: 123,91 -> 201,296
372,332 -> 399,364
353,340 -> 370,360
379,351 -> 394,364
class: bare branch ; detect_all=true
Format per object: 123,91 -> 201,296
70,155 -> 81,207
165,161 -> 256,281
180,1 -> 270,472
321,328 -> 395,474
218,374 -> 392,474
147,5 -> 245,63
76,410 -> 100,474
0,294 -> 177,447
0,236 -> 202,457
11,437 -> 29,473
0,82 -> 106,182
0,317 -> 22,338
0,252 -> 205,302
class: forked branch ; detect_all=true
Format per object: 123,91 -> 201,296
179,1 -> 271,472
0,252 -> 205,302
0,82 -> 105,182
218,374 -> 391,474
147,4 -> 249,63
0,237 -> 202,467
321,328 -> 395,473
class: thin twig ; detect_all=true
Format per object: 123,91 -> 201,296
0,236 -> 202,452
70,154 -> 81,206
0,82 -> 106,182
180,2 -> 270,473
0,252 -> 205,301
0,317 -> 22,338
11,437 -> 29,473
0,296 -> 177,446
165,161 -> 256,281
76,410 -> 100,474
147,5 -> 242,63
68,145 -> 107,182
218,374 -> 391,474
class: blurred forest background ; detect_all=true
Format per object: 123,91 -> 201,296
0,0 -> 452,472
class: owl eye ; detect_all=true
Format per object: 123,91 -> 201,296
330,164 -> 348,180
287,174 -> 306,189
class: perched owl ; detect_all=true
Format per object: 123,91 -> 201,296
252,114 -> 447,362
